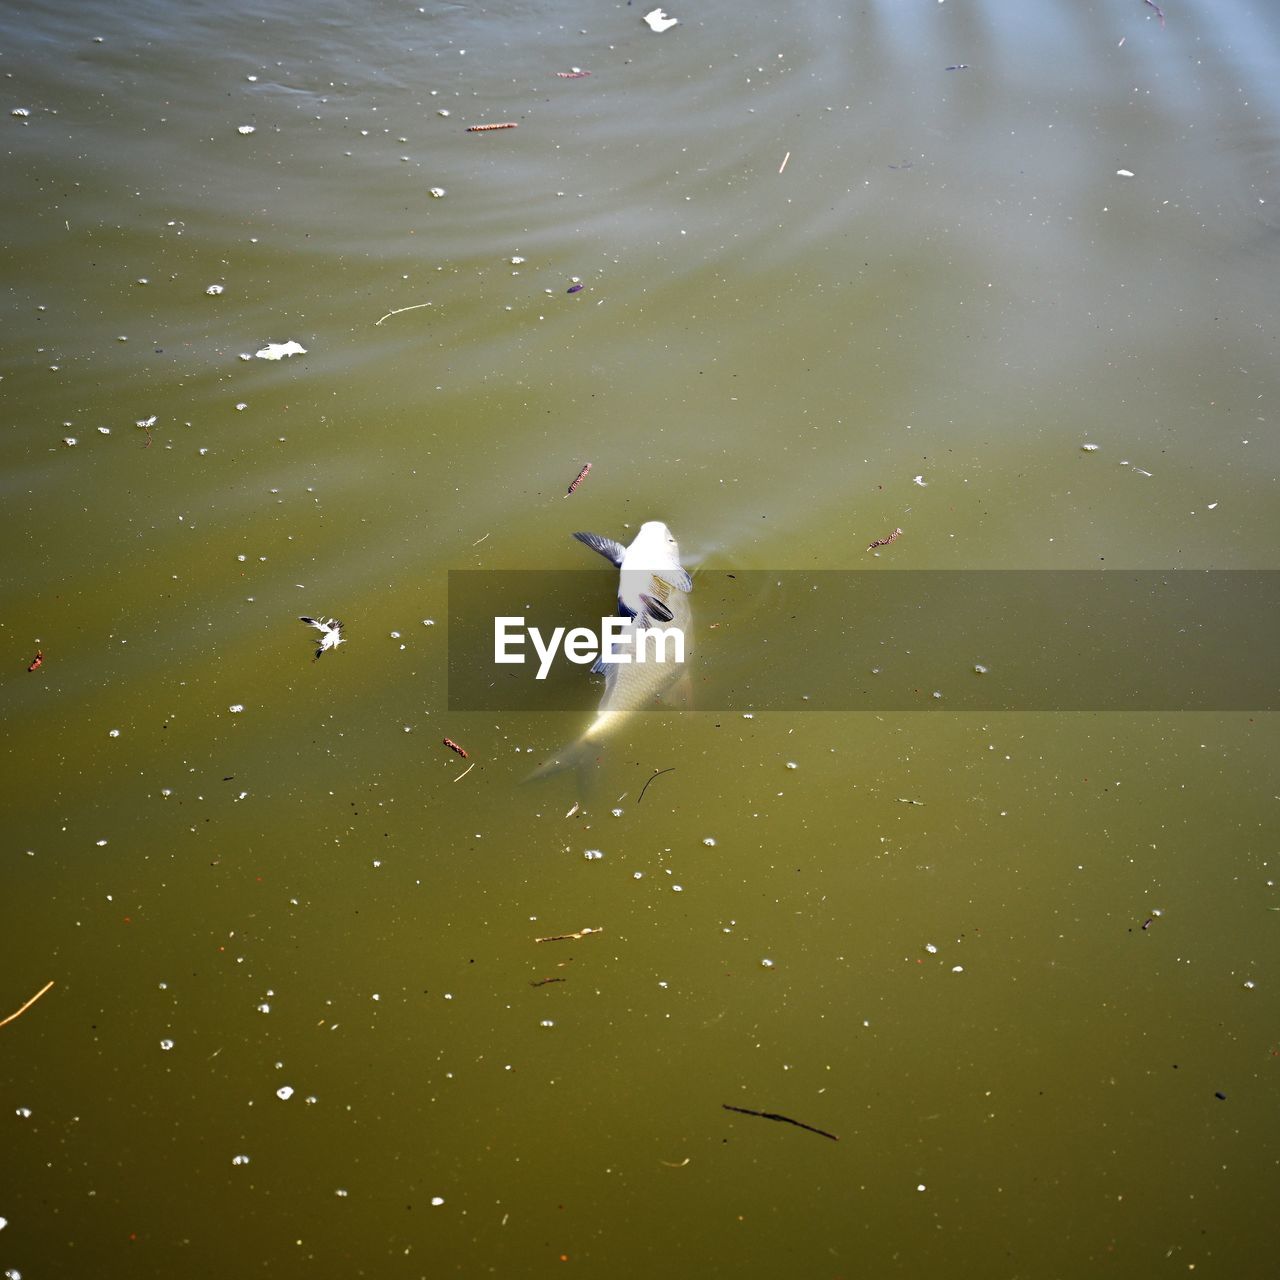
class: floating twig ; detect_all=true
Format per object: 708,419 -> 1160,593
472,532 -> 490,546
535,927 -> 602,943
467,122 -> 518,132
867,528 -> 902,552
778,150 -> 791,174
722,1104 -> 838,1142
1144,0 -> 1165,27
896,797 -> 925,806
0,980 -> 55,1030
374,302 -> 433,326
659,1157 -> 691,1168
452,761 -> 476,783
637,767 -> 675,804
565,462 -> 592,496
565,801 -> 580,819
27,650 -> 44,672
530,976 -> 566,987
556,70 -> 592,79
443,737 -> 469,759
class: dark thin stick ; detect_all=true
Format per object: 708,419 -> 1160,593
530,977 -> 566,987
0,980 -> 55,1029
1144,0 -> 1165,26
637,767 -> 675,804
722,1104 -> 839,1142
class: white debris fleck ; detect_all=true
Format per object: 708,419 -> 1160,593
97,426 -> 111,435
510,255 -> 526,264
137,415 -> 157,429
429,187 -> 446,198
610,807 -> 623,817
62,437 -> 78,446
1116,169 -> 1135,177
235,403 -> 248,411
276,1085 -> 294,1100
335,1188 -> 349,1197
761,958 -> 775,969
913,475 -> 928,487
643,8 -> 679,32
160,1038 -> 175,1051
1081,443 -> 1100,452
1207,502 -> 1218,510
672,884 -> 683,892
583,848 -> 604,861
238,125 -> 256,135
951,965 -> 964,973
229,704 -> 246,713
430,1196 -> 445,1207
108,729 -> 120,738
15,1108 -> 32,1119
205,284 -> 225,295
539,1019 -> 555,1028
257,1002 -> 271,1013
702,837 -> 717,846
785,761 -> 798,770
13,107 -> 32,117
232,1154 -> 251,1166
974,663 -> 989,674
925,943 -> 938,954
255,340 -> 307,360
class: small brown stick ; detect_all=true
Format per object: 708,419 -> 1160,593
565,462 -> 592,496
1144,0 -> 1165,26
27,650 -> 44,672
0,980 -> 55,1029
452,761 -> 476,783
443,737 -> 469,759
637,767 -> 675,804
867,528 -> 902,552
722,1103 -> 839,1142
530,976 -> 566,987
467,122 -> 518,132
535,927 -> 602,943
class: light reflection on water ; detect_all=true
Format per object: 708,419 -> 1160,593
2,0 -> 1278,1274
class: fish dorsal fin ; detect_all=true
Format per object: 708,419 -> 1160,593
573,531 -> 628,567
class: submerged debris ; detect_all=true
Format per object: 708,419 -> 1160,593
722,1104 -> 839,1142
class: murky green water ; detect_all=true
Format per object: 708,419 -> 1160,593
4,1 -> 1278,1275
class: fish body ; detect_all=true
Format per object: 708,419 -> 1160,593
299,615 -> 345,659
529,523 -> 693,784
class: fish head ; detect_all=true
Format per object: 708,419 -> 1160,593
627,521 -> 682,568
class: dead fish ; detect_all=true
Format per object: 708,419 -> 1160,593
528,522 -> 693,784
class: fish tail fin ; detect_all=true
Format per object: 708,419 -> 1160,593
524,739 -> 603,808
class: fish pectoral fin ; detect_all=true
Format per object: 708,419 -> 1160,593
573,532 -> 628,567
654,568 -> 693,592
